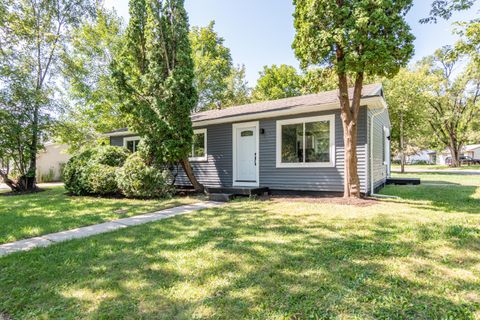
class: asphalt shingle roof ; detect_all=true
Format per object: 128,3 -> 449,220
191,83 -> 383,123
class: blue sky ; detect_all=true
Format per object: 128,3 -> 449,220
105,0 -> 479,86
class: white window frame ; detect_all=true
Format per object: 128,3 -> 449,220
189,128 -> 208,162
123,136 -> 141,152
276,115 -> 335,168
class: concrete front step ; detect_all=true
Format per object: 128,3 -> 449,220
208,193 -> 235,202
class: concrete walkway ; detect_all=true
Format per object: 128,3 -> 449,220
0,201 -> 222,257
0,182 -> 65,190
392,168 -> 480,175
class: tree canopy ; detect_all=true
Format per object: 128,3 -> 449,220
0,0 -> 96,191
57,6 -> 126,152
252,64 -> 303,101
189,21 -> 251,111
112,0 -> 202,191
420,46 -> 480,166
190,21 -> 233,111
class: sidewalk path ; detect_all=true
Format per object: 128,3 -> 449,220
0,201 -> 222,257
0,182 -> 65,190
392,169 -> 480,175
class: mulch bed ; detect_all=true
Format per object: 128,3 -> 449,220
261,195 -> 379,207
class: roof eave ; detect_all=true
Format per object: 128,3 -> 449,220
192,95 -> 386,127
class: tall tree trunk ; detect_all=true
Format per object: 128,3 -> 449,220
400,112 -> 405,173
25,103 -> 40,191
180,158 -> 204,193
449,142 -> 461,168
337,71 -> 362,198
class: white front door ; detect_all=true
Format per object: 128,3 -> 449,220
233,122 -> 259,186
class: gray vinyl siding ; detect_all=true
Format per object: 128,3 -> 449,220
258,108 -> 368,193
109,106 -> 379,193
110,135 -> 138,147
175,124 -> 233,187
110,136 -> 124,147
367,108 -> 390,193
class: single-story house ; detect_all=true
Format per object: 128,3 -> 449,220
105,83 -> 391,195
436,144 -> 480,165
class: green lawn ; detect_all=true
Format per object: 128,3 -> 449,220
0,187 -> 200,244
0,175 -> 479,319
392,164 -> 480,171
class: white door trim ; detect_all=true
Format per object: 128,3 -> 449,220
232,121 -> 260,187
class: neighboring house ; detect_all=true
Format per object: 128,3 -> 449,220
105,84 -> 391,195
393,150 -> 437,164
464,144 -> 480,159
36,143 -> 71,182
437,144 -> 480,165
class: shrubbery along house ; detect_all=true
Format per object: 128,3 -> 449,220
105,84 -> 391,195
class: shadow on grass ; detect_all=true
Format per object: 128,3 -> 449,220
1,202 -> 478,319
381,183 -> 480,214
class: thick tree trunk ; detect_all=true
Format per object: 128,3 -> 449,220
337,71 -> 362,198
342,120 -> 361,197
449,143 -> 461,168
180,158 -> 204,193
399,112 -> 405,174
0,170 -> 34,192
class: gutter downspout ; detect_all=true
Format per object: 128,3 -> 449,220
369,107 -> 399,199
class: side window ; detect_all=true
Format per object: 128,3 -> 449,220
190,129 -> 207,161
124,137 -> 141,153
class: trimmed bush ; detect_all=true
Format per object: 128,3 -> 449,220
64,146 -> 129,196
88,164 -> 119,195
95,146 -> 130,167
116,153 -> 173,198
64,148 -> 99,195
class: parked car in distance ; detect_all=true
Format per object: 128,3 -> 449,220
445,156 -> 480,166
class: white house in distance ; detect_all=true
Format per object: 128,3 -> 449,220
36,142 -> 71,182
393,150 -> 437,164
436,144 -> 480,165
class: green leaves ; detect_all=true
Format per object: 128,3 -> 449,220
293,0 -> 415,78
253,64 -> 303,101
189,22 -> 251,111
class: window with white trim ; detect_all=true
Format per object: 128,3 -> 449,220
276,115 -> 335,168
190,129 -> 207,161
124,136 -> 141,153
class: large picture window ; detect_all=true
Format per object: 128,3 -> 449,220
276,115 -> 335,168
190,129 -> 207,161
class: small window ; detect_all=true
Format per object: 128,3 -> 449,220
276,115 -> 335,168
190,129 -> 207,161
124,136 -> 141,153
241,130 -> 254,137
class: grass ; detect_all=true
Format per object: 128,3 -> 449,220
0,174 -> 479,319
0,186 -> 200,244
392,164 -> 480,171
